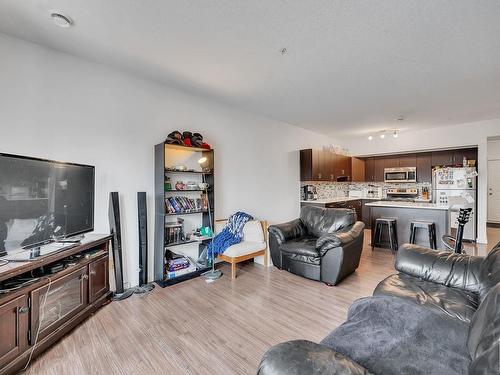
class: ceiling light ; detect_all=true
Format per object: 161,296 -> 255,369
280,47 -> 288,55
368,135 -> 373,141
393,130 -> 399,138
380,133 -> 385,139
50,12 -> 73,28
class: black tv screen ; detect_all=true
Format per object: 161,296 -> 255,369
0,153 -> 94,254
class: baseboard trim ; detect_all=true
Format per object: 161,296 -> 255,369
487,222 -> 500,228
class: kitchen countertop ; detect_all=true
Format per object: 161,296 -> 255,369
300,197 -> 382,204
365,201 -> 449,210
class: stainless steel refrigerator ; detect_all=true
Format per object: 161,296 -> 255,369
433,167 -> 477,241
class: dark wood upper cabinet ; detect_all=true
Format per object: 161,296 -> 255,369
300,149 -> 352,181
300,149 -> 313,181
325,151 -> 336,181
431,150 -> 455,166
335,154 -> 351,180
300,149 -> 323,181
453,148 -> 478,166
383,156 -> 400,168
301,147 -> 476,183
399,154 -> 417,167
416,152 -> 432,182
374,158 -> 385,182
351,157 -> 365,182
365,157 -> 375,182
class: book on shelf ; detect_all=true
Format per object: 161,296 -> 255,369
165,196 -> 203,214
165,262 -> 197,279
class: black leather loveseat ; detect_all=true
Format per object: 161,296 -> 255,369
258,242 -> 500,375
268,205 -> 365,285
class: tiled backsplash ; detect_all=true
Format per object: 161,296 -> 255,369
300,181 -> 433,200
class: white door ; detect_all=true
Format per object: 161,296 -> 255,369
488,160 -> 500,223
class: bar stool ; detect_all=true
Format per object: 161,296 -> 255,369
409,221 -> 437,249
372,218 -> 398,252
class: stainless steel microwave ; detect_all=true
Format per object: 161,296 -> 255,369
384,167 -> 417,183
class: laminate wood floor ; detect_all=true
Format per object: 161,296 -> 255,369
24,229 -> 500,375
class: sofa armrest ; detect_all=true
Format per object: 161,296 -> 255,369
395,244 -> 483,294
258,340 -> 372,375
316,222 -> 365,256
268,219 -> 306,244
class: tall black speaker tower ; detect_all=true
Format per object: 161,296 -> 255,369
109,192 -> 125,294
137,192 -> 148,286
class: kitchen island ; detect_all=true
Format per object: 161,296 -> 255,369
301,197 -> 381,229
365,201 -> 449,250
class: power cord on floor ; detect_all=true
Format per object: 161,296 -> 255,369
112,283 -> 155,301
22,275 -> 52,371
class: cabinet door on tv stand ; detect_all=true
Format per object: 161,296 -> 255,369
89,257 -> 109,304
30,267 -> 88,343
0,295 -> 29,369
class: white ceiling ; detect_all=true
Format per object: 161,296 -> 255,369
1,1 -> 500,139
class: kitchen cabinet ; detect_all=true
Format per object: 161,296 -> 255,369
365,158 -> 375,182
383,156 -> 400,168
300,149 -> 352,182
416,152 -> 432,182
351,157 -> 365,182
335,154 -> 351,181
399,154 -> 417,168
374,158 -> 385,182
326,200 -> 362,222
431,150 -> 455,166
453,148 -> 477,166
300,149 -> 322,181
361,200 -> 372,229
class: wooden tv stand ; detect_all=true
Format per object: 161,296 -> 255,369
0,234 -> 112,375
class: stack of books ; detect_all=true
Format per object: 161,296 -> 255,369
165,196 -> 203,213
165,256 -> 197,279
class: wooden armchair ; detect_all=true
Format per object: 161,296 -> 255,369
215,219 -> 268,279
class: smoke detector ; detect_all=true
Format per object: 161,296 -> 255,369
50,12 -> 73,28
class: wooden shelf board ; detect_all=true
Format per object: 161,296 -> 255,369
164,144 -> 213,153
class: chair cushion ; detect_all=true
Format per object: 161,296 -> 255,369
374,273 -> 479,323
280,237 -> 320,265
222,241 -> 266,258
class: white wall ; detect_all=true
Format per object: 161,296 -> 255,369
346,120 -> 500,244
0,33 -> 335,286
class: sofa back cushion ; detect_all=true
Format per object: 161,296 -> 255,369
477,242 -> 500,302
467,283 -> 500,374
300,205 -> 356,238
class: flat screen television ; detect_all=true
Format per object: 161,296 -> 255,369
0,153 -> 94,256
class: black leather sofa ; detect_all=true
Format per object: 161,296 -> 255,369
267,205 -> 365,285
258,242 -> 500,375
